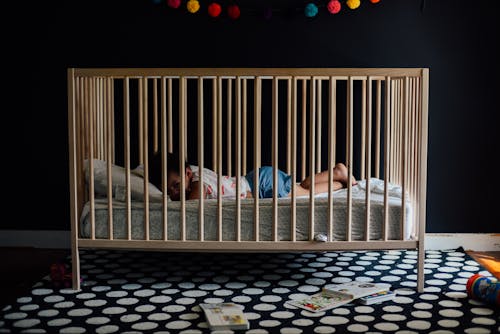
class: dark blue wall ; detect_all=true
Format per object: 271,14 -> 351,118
4,0 -> 499,232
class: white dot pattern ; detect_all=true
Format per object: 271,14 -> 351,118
0,249 -> 498,333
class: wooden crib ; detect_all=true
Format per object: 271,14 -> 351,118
68,68 -> 429,291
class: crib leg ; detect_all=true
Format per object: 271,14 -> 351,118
71,248 -> 81,291
417,245 -> 425,292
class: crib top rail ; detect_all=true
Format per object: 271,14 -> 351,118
73,68 -> 427,78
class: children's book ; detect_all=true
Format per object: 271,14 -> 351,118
200,303 -> 249,331
286,282 -> 390,312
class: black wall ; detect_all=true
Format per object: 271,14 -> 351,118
5,0 -> 499,232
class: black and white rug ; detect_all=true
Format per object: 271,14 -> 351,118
1,248 -> 499,333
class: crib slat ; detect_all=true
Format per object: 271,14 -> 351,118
180,77 -> 187,241
401,77 -> 409,241
365,77 -> 373,241
218,77 -> 223,241
124,78 -> 132,240
227,79 -> 232,176
168,78 -> 173,154
346,77 -> 353,242
301,79 -> 307,181
198,77 -> 205,242
361,79 -> 366,180
328,77 -> 336,241
291,78 -> 297,242
383,77 -> 391,241
375,80 -> 382,178
88,78 -> 95,240
139,79 -> 144,165
111,79 -> 115,164
96,79 -> 101,160
143,78 -> 150,241
287,79 -> 292,175
153,79 -> 158,154
272,77 -> 279,242
161,77 -> 168,241
316,79 -> 322,173
309,78 -> 316,240
242,79 -> 247,176
213,78 -> 217,171
235,77 -> 241,242
106,78 -> 113,240
254,77 -> 262,242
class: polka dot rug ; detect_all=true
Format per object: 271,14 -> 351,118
1,248 -> 499,333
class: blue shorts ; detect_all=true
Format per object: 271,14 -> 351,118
245,166 -> 292,199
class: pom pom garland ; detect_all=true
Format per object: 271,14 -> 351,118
327,0 -> 341,14
227,4 -> 240,19
155,0 -> 382,19
304,3 -> 319,17
263,7 -> 273,20
167,0 -> 181,9
346,0 -> 361,9
187,0 -> 200,13
208,2 -> 222,17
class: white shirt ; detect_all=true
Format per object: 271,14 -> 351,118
190,165 -> 251,199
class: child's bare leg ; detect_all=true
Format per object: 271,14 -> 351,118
300,163 -> 356,188
292,181 -> 343,197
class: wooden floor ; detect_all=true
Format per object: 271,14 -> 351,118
468,251 -> 500,280
0,247 -> 498,309
0,247 -> 70,308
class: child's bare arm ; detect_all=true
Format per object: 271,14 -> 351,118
188,181 -> 207,200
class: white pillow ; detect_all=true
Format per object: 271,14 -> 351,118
83,159 -> 165,202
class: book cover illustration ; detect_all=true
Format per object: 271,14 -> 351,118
200,303 -> 249,330
286,289 -> 353,312
286,282 -> 391,312
325,281 -> 390,299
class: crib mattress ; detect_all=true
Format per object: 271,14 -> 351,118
80,178 -> 415,242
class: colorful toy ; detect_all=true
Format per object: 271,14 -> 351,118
466,274 -> 500,305
50,263 -> 78,288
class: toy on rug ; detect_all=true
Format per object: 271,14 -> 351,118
50,263 -> 80,288
466,274 -> 500,305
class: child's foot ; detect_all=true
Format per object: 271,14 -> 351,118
333,163 -> 357,187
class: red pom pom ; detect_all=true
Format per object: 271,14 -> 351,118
327,0 -> 341,14
227,4 -> 240,19
370,0 -> 381,3
208,3 -> 222,17
167,0 -> 181,9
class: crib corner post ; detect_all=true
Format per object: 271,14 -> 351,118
71,249 -> 81,291
417,241 -> 425,293
68,68 -> 81,291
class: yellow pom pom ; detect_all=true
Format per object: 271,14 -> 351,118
346,0 -> 361,9
187,0 -> 200,13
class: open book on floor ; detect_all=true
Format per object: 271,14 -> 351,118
286,282 -> 393,312
200,303 -> 249,331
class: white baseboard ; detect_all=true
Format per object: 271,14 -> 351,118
0,230 -> 71,249
425,233 -> 500,252
0,231 -> 499,251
